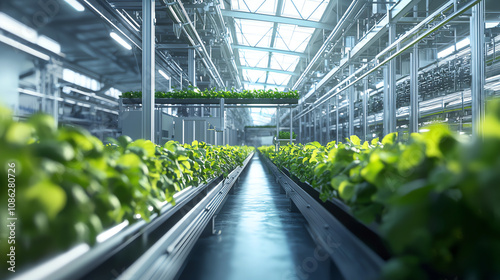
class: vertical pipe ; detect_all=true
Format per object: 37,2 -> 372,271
363,77 -> 368,141
289,107 -> 293,145
142,0 -> 155,141
276,105 -> 280,151
410,45 -> 419,133
326,98 -> 331,143
471,1 -> 485,138
188,48 -> 196,87
335,96 -> 339,142
220,98 -> 225,145
388,22 -> 397,134
349,64 -> 355,137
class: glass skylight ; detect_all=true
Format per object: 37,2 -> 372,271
282,0 -> 330,21
270,53 -> 300,71
242,69 -> 268,83
234,19 -> 274,47
267,73 -> 292,86
274,24 -> 315,52
229,0 -> 330,90
239,49 -> 270,68
231,0 -> 277,15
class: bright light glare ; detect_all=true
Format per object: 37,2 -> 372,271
64,0 -> 85,12
456,38 -> 470,50
37,35 -> 61,54
438,46 -> 455,59
0,12 -> 37,43
0,34 -> 50,61
110,32 -> 132,50
158,70 -> 170,80
486,22 -> 499,29
376,81 -> 384,89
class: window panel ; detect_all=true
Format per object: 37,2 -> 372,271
274,24 -> 314,52
239,49 -> 270,68
234,19 -> 274,47
231,0 -> 277,15
282,0 -> 330,21
270,53 -> 300,71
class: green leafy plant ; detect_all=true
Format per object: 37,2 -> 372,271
0,108 -> 253,269
278,131 -> 297,139
259,100 -> 500,279
121,87 -> 299,99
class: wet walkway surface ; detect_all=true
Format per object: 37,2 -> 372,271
179,154 -> 338,280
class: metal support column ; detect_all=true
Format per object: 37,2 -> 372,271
276,105 -> 280,151
188,48 -> 196,87
471,1 -> 485,138
289,107 -> 293,144
142,0 -> 155,141
326,98 -> 331,143
220,98 -> 225,145
363,78 -> 368,141
335,96 -> 339,142
410,45 -> 419,133
349,65 -> 355,137
384,22 -> 397,135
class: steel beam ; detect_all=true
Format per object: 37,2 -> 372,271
471,0 -> 485,138
239,66 -> 299,76
232,44 -> 307,58
349,65 -> 355,136
409,45 -> 419,133
221,10 -> 333,30
142,0 -> 155,141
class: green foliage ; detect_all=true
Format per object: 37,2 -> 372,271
0,109 -> 253,268
258,100 -> 500,279
278,131 -> 297,139
121,87 -> 299,99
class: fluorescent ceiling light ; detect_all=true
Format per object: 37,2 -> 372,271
0,34 -> 50,61
486,22 -> 499,29
64,0 -> 85,12
0,12 -> 37,43
110,32 -> 131,50
158,70 -> 170,80
438,45 -> 455,59
376,81 -> 384,89
37,35 -> 61,54
455,38 -> 470,50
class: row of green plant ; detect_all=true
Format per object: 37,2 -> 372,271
277,131 -> 297,139
259,101 -> 500,279
0,108 -> 253,268
121,87 -> 299,99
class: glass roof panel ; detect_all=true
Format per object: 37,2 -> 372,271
282,0 -> 330,21
234,19 -> 274,47
270,53 -> 300,71
267,73 -> 292,86
242,69 -> 267,83
238,49 -> 270,68
231,0 -> 277,15
274,24 -> 314,52
245,83 -> 266,90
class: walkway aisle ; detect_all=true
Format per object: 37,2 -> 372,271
179,154 -> 337,280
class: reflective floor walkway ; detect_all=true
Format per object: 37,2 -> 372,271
179,154 -> 337,280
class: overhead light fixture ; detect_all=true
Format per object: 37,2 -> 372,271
37,35 -> 61,54
110,32 -> 132,50
376,81 -> 384,89
64,0 -> 85,12
455,38 -> 470,50
158,70 -> 170,80
438,45 -> 455,59
0,12 -> 37,43
0,34 -> 50,61
486,22 -> 499,29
